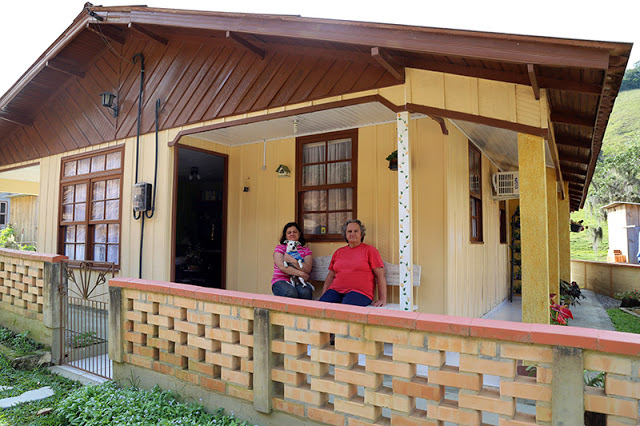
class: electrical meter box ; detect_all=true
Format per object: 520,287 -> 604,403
133,182 -> 152,212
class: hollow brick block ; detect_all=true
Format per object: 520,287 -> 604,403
364,388 -> 413,413
272,339 -> 307,356
228,385 -> 253,401
200,376 -> 226,393
367,356 -> 415,378
221,368 -> 252,387
221,342 -> 252,358
536,367 -> 552,384
392,377 -> 443,401
239,333 -> 253,347
174,319 -> 203,335
221,317 -> 252,333
159,305 -> 185,319
459,354 -> 516,377
584,387 -> 639,419
583,352 -> 632,375
207,351 -> 240,369
393,346 -> 445,367
175,369 -> 200,385
391,412 -> 440,426
311,376 -> 356,398
159,351 -> 187,368
335,338 -> 383,356
175,343 -> 204,360
364,326 -> 410,344
270,312 -> 296,327
188,334 -> 216,351
207,327 -> 239,343
308,405 -> 345,426
284,384 -> 328,406
133,299 -> 157,313
173,296 -> 197,309
500,343 -> 553,363
428,366 -> 481,391
285,356 -> 329,377
335,365 -> 382,389
458,388 -> 515,415
498,413 -> 537,425
296,317 -> 309,330
133,322 -> 157,335
189,359 -> 218,376
132,343 -> 157,359
311,347 -> 358,367
272,367 -> 306,386
427,400 -> 480,424
605,376 -> 640,399
187,310 -> 214,325
124,331 -> 146,345
535,402 -> 551,422
158,328 -> 187,344
500,376 -> 551,402
125,310 -> 145,322
203,302 -> 232,316
334,397 -> 381,421
241,358 -> 253,373
127,353 -> 154,369
152,361 -> 175,376
285,328 -> 330,346
272,398 -> 306,418
427,335 -> 477,354
309,318 -> 349,335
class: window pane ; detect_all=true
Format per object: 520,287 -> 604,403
0,216 -> 5,225
94,244 -> 106,262
92,201 -> 105,220
108,224 -> 120,243
328,188 -> 353,210
74,203 -> 86,221
65,244 -> 75,260
105,200 -> 119,220
471,198 -> 476,216
91,155 -> 105,172
328,212 -> 351,234
63,186 -> 74,204
303,190 -> 327,212
0,203 -> 5,213
65,226 -> 76,243
93,181 -> 106,201
76,244 -> 85,261
327,161 -> 351,185
107,245 -> 119,264
95,224 -> 107,243
106,179 -> 120,199
302,164 -> 325,186
106,151 -> 121,170
63,161 -> 77,177
472,218 -> 478,238
302,141 -> 325,164
470,174 -> 480,194
327,138 -> 351,161
303,213 -> 327,235
77,158 -> 90,175
75,184 -> 87,203
76,225 -> 86,243
62,205 -> 73,222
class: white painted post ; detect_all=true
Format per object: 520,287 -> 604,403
397,111 -> 413,311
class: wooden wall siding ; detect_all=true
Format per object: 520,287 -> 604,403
1,32 -> 398,167
8,196 -> 38,245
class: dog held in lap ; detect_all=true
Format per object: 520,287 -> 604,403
283,240 -> 315,290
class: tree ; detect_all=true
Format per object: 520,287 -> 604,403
620,61 -> 640,92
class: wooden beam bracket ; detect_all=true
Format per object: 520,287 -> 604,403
45,61 -> 85,79
128,23 -> 168,45
0,113 -> 31,127
371,47 -> 404,81
226,31 -> 265,59
527,64 -> 540,100
86,23 -> 126,45
427,115 -> 449,135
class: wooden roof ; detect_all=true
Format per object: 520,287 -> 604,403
0,5 -> 632,211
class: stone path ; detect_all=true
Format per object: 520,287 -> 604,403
0,386 -> 54,408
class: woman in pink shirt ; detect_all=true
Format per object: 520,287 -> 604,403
319,220 -> 387,307
271,222 -> 314,299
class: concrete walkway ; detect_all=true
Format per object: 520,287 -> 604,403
483,289 -> 616,331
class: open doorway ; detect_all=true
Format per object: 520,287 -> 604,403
173,147 -> 227,288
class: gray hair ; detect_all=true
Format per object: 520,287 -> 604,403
341,219 -> 366,242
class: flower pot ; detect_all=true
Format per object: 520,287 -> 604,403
388,159 -> 398,171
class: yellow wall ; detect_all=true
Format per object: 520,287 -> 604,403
444,129 -> 510,317
571,259 -> 640,297
7,195 -> 38,245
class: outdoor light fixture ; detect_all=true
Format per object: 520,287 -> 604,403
99,92 -> 119,117
188,167 -> 201,181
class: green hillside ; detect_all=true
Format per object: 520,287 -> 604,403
570,88 -> 640,261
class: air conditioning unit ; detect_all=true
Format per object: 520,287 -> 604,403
492,172 -> 519,200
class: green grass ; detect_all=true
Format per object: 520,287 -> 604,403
570,209 -> 609,261
601,89 -> 640,152
606,308 -> 640,334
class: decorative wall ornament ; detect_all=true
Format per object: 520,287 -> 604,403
397,111 -> 413,311
275,164 -> 291,177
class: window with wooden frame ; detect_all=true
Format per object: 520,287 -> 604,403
296,129 -> 357,242
499,200 -> 507,244
0,202 -> 7,227
469,142 -> 483,243
59,146 -> 124,265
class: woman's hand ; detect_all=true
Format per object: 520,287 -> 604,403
372,267 -> 387,307
371,299 -> 386,307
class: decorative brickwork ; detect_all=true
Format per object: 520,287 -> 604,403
111,278 -> 640,425
0,251 -> 51,320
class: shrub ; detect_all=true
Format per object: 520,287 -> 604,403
56,382 -> 251,425
0,326 -> 44,356
0,224 -> 37,251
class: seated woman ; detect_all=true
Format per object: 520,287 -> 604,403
319,220 -> 387,307
271,222 -> 313,299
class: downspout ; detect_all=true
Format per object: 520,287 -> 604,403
132,53 -> 145,279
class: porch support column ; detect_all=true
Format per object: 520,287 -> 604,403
546,167 -> 559,299
558,181 -> 571,283
518,133 -> 550,324
397,111 -> 413,311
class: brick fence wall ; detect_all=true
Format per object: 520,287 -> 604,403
0,248 -> 66,360
109,278 -> 640,426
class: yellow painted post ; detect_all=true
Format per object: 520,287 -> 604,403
546,168 -> 559,299
518,133 -> 550,324
558,181 -> 571,283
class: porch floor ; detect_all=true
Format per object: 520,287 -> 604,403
482,290 -> 616,331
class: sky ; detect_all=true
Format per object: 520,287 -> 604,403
0,0 -> 638,97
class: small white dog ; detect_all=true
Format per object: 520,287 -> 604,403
283,240 -> 314,290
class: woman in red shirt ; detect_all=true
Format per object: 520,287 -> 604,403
319,220 -> 387,307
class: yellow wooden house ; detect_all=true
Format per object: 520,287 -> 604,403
0,5 -> 631,322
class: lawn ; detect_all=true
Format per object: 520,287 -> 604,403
570,209 -> 609,261
606,308 -> 640,334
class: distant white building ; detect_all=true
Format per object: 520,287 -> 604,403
602,202 -> 640,264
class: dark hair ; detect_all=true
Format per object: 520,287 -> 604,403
279,222 -> 306,246
342,219 -> 366,242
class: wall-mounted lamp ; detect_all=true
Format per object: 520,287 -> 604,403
99,92 -> 119,117
188,167 -> 201,181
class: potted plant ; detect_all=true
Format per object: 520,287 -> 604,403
386,150 -> 398,171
